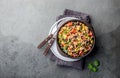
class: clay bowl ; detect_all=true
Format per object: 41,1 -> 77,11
56,19 -> 95,59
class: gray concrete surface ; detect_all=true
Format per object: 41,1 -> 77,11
0,0 -> 120,78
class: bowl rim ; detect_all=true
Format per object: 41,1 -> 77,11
56,19 -> 96,59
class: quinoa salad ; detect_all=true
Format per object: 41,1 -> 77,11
57,21 -> 94,58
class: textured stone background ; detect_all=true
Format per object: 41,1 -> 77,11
0,0 -> 120,78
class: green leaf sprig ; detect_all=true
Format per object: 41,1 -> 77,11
88,60 -> 100,72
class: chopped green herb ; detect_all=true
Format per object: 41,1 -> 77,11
58,35 -> 62,38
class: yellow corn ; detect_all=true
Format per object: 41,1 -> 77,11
76,26 -> 80,30
68,51 -> 72,55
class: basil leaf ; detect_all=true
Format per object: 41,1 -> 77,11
93,60 -> 100,67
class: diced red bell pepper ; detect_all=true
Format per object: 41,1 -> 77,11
71,28 -> 76,34
79,51 -> 83,56
66,22 -> 73,26
72,53 -> 78,57
89,31 -> 93,36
